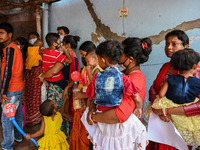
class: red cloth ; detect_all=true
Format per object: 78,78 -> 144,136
184,100 -> 200,117
42,49 -> 66,82
154,62 -> 179,93
24,66 -> 43,124
85,73 -> 140,112
115,70 -> 146,123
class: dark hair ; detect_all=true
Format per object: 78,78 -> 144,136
0,22 -> 13,34
171,49 -> 200,71
15,37 -> 28,54
39,100 -> 54,116
96,40 -> 123,64
122,37 -> 152,65
28,32 -> 40,38
57,26 -> 70,34
165,30 -> 189,46
79,41 -> 96,53
63,35 -> 80,49
45,33 -> 60,47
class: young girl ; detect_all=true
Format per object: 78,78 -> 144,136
85,40 -> 147,150
152,49 -> 200,147
24,100 -> 69,150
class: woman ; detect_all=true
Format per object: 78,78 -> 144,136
147,30 -> 200,150
87,37 -> 152,149
24,32 -> 43,126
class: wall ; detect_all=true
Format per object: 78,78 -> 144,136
49,0 -> 200,108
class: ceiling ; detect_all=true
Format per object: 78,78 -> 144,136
0,0 -> 60,15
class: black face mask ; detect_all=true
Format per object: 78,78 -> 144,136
81,57 -> 87,66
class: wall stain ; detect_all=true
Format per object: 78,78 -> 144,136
84,0 -> 200,45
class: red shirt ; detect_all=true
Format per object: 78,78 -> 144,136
42,49 -> 66,82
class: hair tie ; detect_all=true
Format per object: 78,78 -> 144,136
142,42 -> 148,50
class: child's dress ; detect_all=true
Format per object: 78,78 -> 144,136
152,75 -> 200,145
38,112 -> 69,150
85,66 -> 147,150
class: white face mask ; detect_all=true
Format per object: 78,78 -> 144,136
17,45 -> 21,50
60,36 -> 64,42
29,38 -> 37,45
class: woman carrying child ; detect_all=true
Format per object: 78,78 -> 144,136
152,49 -> 200,148
85,40 -> 148,150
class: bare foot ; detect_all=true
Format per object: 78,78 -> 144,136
62,113 -> 73,122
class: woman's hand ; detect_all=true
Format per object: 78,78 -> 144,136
1,95 -> 11,105
159,115 -> 171,122
63,87 -> 70,100
152,108 -> 163,115
87,110 -> 95,125
133,108 -> 142,119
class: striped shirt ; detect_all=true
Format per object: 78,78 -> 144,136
42,49 -> 66,82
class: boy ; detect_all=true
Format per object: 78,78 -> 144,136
57,26 -> 70,42
0,22 -> 24,150
40,33 -> 72,90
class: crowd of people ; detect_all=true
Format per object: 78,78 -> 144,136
0,22 -> 200,150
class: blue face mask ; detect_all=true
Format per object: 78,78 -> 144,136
60,36 -> 64,42
29,38 -> 37,45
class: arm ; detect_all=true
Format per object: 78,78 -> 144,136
24,118 -> 45,139
132,94 -> 143,118
63,81 -> 74,100
152,106 -> 186,116
86,65 -> 93,81
158,81 -> 168,98
63,50 -> 72,64
41,62 -> 64,79
92,108 -> 120,124
1,47 -> 14,104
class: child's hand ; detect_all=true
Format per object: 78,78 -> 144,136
86,65 -> 92,72
87,111 -> 94,125
63,88 -> 70,100
133,108 -> 142,119
24,134 -> 31,140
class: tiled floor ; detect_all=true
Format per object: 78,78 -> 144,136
0,123 -> 40,150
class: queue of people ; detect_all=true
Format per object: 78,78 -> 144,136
0,22 -> 200,150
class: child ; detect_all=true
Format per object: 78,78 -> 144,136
85,49 -> 103,81
41,33 -> 72,90
24,100 -> 69,150
85,40 -> 147,150
152,49 -> 200,146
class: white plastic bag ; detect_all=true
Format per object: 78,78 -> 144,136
41,83 -> 47,103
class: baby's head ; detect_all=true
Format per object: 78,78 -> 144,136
171,48 -> 200,72
39,100 -> 57,116
85,49 -> 98,67
96,40 -> 123,69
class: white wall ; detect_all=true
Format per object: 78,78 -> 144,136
49,0 -> 200,108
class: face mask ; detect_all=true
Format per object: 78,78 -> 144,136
82,57 -> 87,66
60,36 -> 64,42
17,45 -> 21,50
118,58 -> 128,70
29,38 -> 37,45
56,43 -> 61,50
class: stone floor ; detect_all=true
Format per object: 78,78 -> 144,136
0,123 -> 40,150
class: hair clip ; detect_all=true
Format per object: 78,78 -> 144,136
142,42 -> 148,50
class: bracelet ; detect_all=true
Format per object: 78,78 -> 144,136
167,108 -> 170,115
39,73 -> 44,82
162,108 -> 166,116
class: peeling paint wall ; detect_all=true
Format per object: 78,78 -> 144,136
49,0 -> 200,107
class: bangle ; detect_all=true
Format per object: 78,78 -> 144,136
39,73 -> 44,81
162,108 -> 166,116
167,108 -> 170,115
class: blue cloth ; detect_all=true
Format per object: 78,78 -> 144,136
1,90 -> 24,150
95,66 -> 124,107
166,75 -> 200,104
